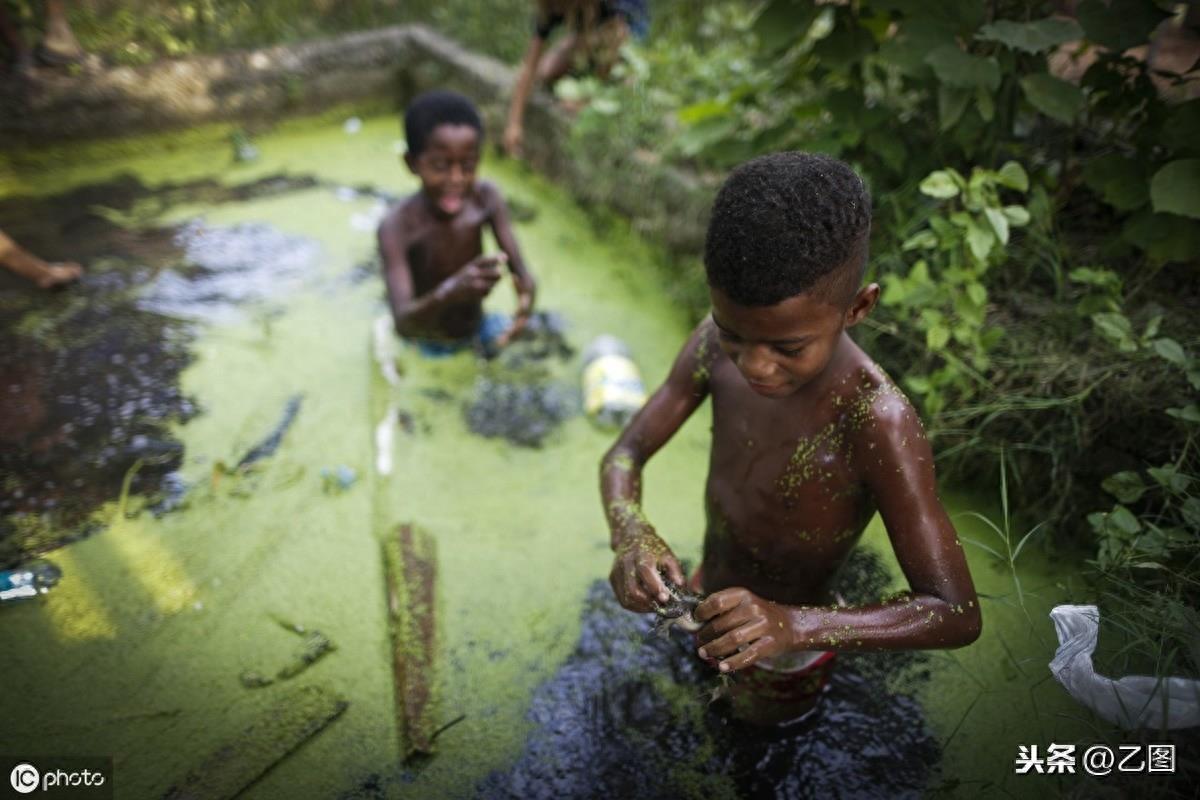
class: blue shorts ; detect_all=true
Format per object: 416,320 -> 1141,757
412,312 -> 509,358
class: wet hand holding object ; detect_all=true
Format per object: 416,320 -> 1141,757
435,253 -> 506,303
609,521 -> 685,613
695,588 -> 798,673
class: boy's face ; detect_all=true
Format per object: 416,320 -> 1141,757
406,123 -> 481,217
709,278 -> 878,398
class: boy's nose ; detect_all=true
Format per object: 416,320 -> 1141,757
735,345 -> 776,381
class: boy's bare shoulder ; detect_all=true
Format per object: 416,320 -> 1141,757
379,193 -> 429,237
837,357 -> 931,474
474,179 -> 507,212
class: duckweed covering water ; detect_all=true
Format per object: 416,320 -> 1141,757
0,111 -> 1107,798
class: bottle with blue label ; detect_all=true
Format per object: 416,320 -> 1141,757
0,560 -> 62,603
581,335 -> 647,428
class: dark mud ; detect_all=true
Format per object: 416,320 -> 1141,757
477,549 -> 940,800
463,312 -> 577,448
0,173 -> 344,567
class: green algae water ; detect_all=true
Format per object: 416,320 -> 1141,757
0,112 -> 1102,799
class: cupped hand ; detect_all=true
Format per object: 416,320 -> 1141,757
609,526 -> 685,613
694,588 -> 796,673
438,254 -> 506,304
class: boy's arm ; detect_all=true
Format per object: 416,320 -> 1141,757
695,394 -> 981,673
377,209 -> 502,338
603,320 -> 716,612
483,183 -> 536,345
503,35 -> 546,158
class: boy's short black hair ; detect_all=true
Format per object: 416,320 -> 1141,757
404,90 -> 484,157
704,152 -> 872,307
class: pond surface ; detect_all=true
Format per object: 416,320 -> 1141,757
0,111 -> 1103,798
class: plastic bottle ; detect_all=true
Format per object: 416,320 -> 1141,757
581,335 -> 647,428
0,560 -> 62,603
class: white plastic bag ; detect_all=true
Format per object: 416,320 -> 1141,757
1049,604 -> 1200,729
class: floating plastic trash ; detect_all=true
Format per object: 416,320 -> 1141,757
343,116 -> 363,134
320,465 -> 358,494
1049,604 -> 1200,729
230,130 -> 259,162
0,560 -> 62,603
581,335 -> 646,428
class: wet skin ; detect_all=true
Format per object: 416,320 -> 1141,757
377,123 -> 536,343
601,275 -> 981,678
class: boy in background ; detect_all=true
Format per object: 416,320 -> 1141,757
379,90 -> 536,356
601,152 -> 981,725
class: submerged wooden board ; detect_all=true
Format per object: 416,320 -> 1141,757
161,683 -> 348,800
381,522 -> 438,758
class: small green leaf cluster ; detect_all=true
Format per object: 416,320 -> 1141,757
880,162 -> 1031,415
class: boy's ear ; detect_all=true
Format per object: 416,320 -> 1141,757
844,283 -> 880,329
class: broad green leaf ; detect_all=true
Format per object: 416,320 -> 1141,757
1068,266 -> 1121,290
902,230 -> 939,250
753,0 -> 821,54
976,17 -> 1084,54
1102,471 -> 1146,504
925,45 -> 1001,91
1150,160 -> 1200,220
1091,312 -> 1138,352
975,86 -> 995,122
984,207 -> 1010,244
1020,73 -> 1087,124
877,18 -> 958,76
995,162 -> 1029,192
676,100 -> 730,125
1162,99 -> 1200,156
1107,505 -> 1142,536
1002,205 -> 1031,226
906,375 -> 931,394
927,324 -> 950,350
1182,498 -> 1200,528
966,282 -> 987,306
966,220 -> 995,262
1151,337 -> 1188,367
1122,210 -> 1200,263
675,116 -> 737,157
1082,154 -> 1149,211
866,129 -> 907,174
1077,0 -> 1171,53
1141,314 -> 1163,342
938,85 -> 971,131
1166,405 -> 1200,423
1148,465 -> 1189,494
919,170 -> 961,198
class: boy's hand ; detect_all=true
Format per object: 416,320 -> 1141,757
436,254 -> 506,304
503,122 -> 523,158
609,527 -> 686,613
493,312 -> 530,349
694,588 -> 796,673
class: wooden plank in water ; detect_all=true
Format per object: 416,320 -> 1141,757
381,523 -> 438,758
161,683 -> 348,800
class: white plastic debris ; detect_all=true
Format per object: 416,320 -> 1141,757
372,314 -> 403,476
343,116 -> 363,134
1049,604 -> 1200,729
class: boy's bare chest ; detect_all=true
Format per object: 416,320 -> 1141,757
705,366 -> 871,562
406,210 -> 487,281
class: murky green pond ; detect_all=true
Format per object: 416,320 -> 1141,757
0,110 -> 1101,798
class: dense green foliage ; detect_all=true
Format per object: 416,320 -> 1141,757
556,0 -> 1200,678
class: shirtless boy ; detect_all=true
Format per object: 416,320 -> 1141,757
601,152 -> 981,725
378,90 -> 536,355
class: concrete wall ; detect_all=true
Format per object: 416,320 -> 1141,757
0,24 -> 711,258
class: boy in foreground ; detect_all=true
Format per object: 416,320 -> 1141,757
601,152 -> 981,725
378,90 -> 536,356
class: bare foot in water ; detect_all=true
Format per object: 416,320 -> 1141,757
0,230 -> 84,288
